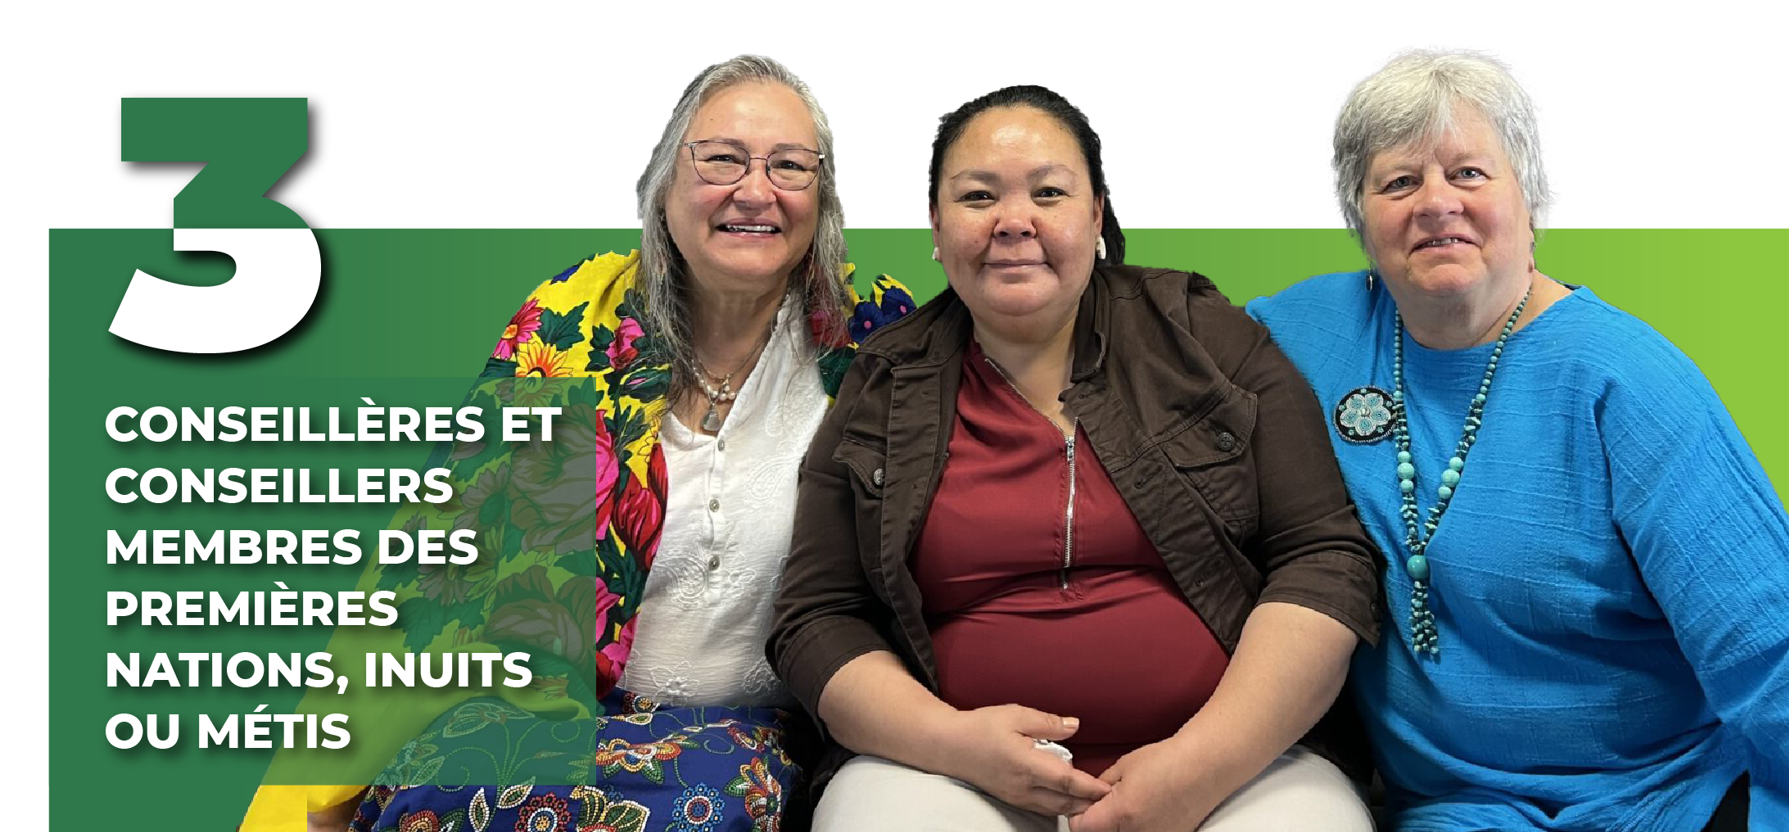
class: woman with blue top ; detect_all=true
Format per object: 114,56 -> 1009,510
1247,50 -> 1787,831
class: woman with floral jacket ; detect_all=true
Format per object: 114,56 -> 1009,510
249,55 -> 912,832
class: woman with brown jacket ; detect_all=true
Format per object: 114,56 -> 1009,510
770,85 -> 1383,832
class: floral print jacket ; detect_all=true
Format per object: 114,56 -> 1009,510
254,251 -> 913,815
427,250 -> 912,709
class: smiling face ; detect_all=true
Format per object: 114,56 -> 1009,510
1362,106 -> 1533,307
931,105 -> 1103,338
665,81 -> 820,299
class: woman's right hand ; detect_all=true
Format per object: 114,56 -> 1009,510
931,704 -> 1112,817
810,653 -> 1108,816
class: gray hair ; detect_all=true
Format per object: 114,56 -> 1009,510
634,55 -> 851,396
1333,50 -> 1551,253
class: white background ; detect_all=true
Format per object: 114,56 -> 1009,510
5,1 -> 1784,824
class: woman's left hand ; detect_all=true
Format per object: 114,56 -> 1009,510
1067,735 -> 1222,832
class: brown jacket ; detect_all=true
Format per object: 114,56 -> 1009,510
769,264 -> 1383,789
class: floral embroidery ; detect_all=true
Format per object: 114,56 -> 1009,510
723,757 -> 782,832
354,694 -> 797,832
514,793 -> 569,832
497,780 -> 536,810
619,691 -> 659,715
591,737 -> 686,783
669,785 -> 723,832
723,721 -> 771,753
441,701 -> 528,739
1334,385 -> 1396,444
377,733 -> 443,785
370,786 -> 397,811
644,661 -> 698,703
569,785 -> 650,832
398,810 -> 442,832
468,789 -> 490,832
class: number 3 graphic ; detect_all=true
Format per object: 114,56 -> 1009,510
111,98 -> 321,354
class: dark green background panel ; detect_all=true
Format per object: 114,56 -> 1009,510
49,228 -> 1787,829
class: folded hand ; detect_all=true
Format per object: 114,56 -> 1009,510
934,704 -> 1112,818
1069,736 -> 1222,832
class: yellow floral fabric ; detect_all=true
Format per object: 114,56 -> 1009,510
244,251 -> 913,826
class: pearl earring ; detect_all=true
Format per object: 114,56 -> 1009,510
1095,237 -> 1107,260
931,246 -> 940,262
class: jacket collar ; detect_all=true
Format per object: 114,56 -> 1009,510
1070,266 -> 1111,383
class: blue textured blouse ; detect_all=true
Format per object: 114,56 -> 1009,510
1248,272 -> 1788,832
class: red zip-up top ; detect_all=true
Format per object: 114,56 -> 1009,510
910,338 -> 1230,775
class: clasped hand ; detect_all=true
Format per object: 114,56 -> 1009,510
932,704 -> 1111,817
1067,735 -> 1224,832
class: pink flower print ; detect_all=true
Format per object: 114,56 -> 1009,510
611,445 -> 667,569
601,617 -> 636,668
808,307 -> 852,349
588,409 -> 618,540
494,298 -> 543,360
592,579 -> 621,621
593,616 -> 636,694
606,317 -> 644,372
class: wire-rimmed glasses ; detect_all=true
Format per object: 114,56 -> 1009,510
685,140 -> 824,191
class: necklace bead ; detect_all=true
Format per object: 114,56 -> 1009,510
689,316 -> 778,432
1392,288 -> 1531,656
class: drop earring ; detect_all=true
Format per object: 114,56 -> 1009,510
1095,237 -> 1107,261
931,246 -> 940,262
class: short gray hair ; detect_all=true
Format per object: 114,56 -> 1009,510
634,55 -> 851,392
1333,50 -> 1551,249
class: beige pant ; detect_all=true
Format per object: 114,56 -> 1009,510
814,746 -> 1373,832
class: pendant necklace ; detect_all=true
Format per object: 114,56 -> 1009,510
690,318 -> 776,433
1392,288 -> 1530,655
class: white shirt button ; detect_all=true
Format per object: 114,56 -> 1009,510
708,498 -> 720,512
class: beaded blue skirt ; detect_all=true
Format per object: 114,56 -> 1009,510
349,691 -> 802,832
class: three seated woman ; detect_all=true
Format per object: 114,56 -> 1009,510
272,50 -> 1784,832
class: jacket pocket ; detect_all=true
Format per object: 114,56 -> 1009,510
831,438 -> 894,597
832,438 -> 887,499
1160,386 -> 1260,540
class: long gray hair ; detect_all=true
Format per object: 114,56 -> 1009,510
634,55 -> 851,398
1333,50 -> 1551,259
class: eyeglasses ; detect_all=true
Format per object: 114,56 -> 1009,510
685,140 -> 824,191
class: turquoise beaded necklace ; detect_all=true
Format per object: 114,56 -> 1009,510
1392,288 -> 1531,655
